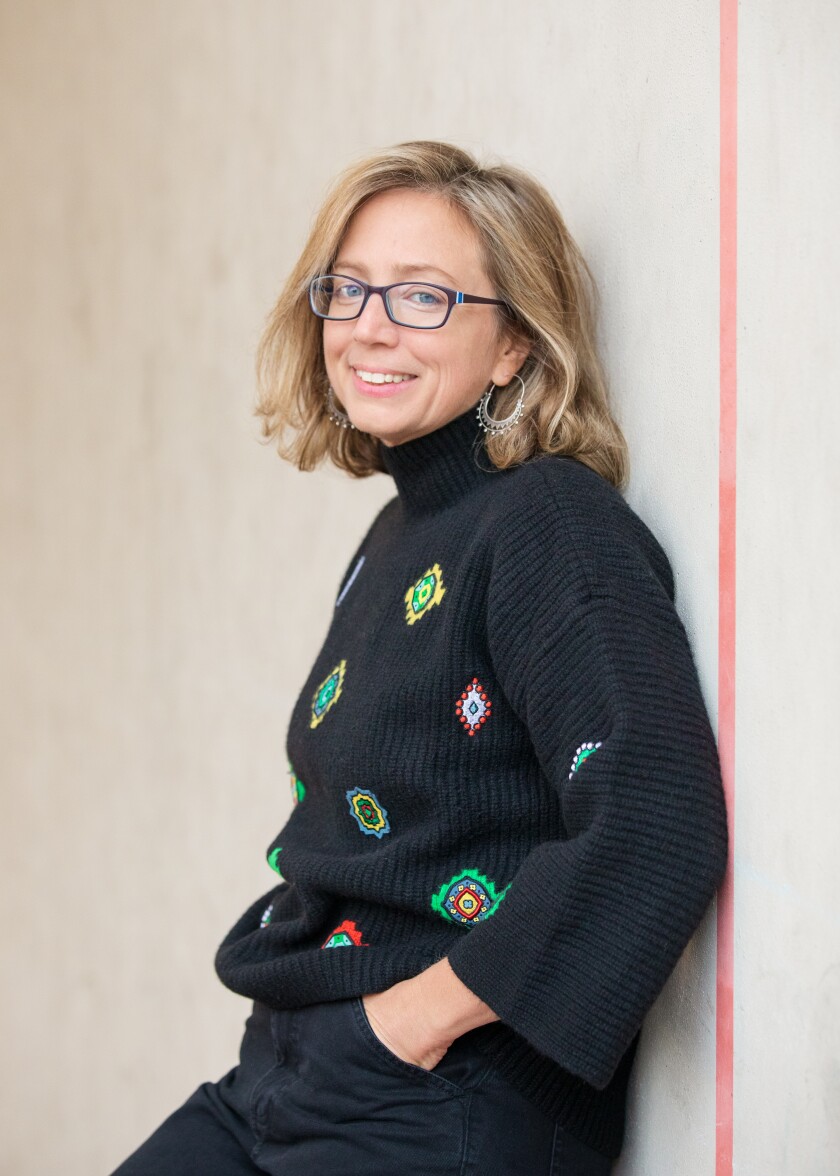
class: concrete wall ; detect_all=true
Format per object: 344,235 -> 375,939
736,3 -> 840,1171
0,2 -> 835,1173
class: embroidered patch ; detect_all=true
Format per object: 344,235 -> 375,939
310,659 -> 347,728
267,846 -> 283,875
456,677 -> 492,736
568,741 -> 603,779
431,870 -> 511,925
321,919 -> 370,948
288,761 -> 306,805
404,562 -> 446,624
346,788 -> 391,838
259,902 -> 274,929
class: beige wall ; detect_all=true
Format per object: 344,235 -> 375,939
737,3 -> 840,1171
0,2 -> 836,1173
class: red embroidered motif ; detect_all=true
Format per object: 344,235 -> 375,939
456,676 -> 492,736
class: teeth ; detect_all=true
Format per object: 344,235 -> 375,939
355,370 -> 414,385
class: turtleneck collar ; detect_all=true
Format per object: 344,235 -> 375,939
377,400 -> 504,516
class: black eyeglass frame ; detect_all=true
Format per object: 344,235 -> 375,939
308,273 -> 511,330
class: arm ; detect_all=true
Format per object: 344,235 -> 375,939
438,464 -> 729,1090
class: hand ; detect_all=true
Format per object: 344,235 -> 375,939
361,984 -> 452,1072
361,957 -> 500,1072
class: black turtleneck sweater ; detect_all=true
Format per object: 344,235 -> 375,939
214,400 -> 728,1160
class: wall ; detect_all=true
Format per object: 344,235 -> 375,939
736,2 -> 840,1170
0,2 -> 835,1172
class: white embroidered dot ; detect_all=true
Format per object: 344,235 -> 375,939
568,740 -> 604,779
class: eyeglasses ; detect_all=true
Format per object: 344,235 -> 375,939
308,273 -> 510,330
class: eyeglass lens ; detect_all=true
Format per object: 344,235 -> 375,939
310,276 -> 450,327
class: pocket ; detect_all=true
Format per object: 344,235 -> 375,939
351,996 -> 468,1094
352,996 -> 497,1096
256,998 -> 471,1175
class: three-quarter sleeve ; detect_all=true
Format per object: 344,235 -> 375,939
445,462 -> 729,1091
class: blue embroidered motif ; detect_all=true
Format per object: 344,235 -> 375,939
336,555 -> 365,607
346,788 -> 391,838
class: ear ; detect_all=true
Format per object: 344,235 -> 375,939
490,327 -> 532,387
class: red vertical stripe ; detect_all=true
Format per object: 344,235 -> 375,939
717,0 -> 737,1173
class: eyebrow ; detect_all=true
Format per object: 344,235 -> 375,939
332,260 -> 461,287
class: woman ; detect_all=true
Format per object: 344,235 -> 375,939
112,141 -> 728,1175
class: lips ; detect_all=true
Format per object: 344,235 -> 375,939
350,367 -> 417,398
352,366 -> 416,385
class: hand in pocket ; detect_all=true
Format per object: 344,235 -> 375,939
361,983 -> 453,1072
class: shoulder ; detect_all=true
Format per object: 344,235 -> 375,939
482,454 -> 675,604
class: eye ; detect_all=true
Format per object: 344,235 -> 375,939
402,285 -> 446,307
335,281 -> 364,301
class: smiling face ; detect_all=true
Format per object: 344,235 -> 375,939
322,188 -> 529,448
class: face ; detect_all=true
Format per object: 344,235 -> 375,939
322,188 -> 529,447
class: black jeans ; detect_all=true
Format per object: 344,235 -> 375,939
111,997 -> 613,1176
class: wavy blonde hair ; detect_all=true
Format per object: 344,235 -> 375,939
254,140 -> 628,489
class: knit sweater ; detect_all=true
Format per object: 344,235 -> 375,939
214,399 -> 729,1160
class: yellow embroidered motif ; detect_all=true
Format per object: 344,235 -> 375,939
404,562 -> 446,625
310,659 -> 347,728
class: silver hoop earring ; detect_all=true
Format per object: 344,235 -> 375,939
476,374 -> 526,437
325,385 -> 356,430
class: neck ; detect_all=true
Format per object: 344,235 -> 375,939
377,401 -> 502,516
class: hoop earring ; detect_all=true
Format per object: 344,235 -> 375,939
325,385 -> 357,430
476,374 -> 526,437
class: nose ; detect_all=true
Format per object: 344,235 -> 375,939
352,290 -> 400,346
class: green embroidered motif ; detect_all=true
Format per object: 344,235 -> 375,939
288,760 -> 306,805
568,741 -> 603,779
259,902 -> 274,928
267,846 -> 283,875
346,788 -> 391,838
404,562 -> 446,624
310,659 -> 347,728
430,869 -> 511,926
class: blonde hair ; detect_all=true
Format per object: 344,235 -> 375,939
255,140 -> 629,488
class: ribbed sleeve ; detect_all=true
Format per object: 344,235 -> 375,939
445,462 -> 729,1091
